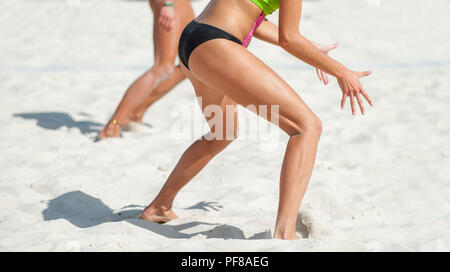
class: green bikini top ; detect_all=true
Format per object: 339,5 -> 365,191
249,0 -> 280,16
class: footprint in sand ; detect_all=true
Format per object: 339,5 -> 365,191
296,209 -> 332,239
123,121 -> 160,134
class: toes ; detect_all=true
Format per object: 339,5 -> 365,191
98,130 -> 106,140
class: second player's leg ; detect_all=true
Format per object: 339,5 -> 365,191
98,0 -> 188,139
129,1 -> 195,123
129,65 -> 186,124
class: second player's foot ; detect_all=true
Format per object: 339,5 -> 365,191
128,113 -> 143,124
98,121 -> 121,139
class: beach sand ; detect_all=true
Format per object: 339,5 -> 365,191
0,0 -> 449,251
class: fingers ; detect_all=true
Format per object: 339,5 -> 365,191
159,15 -> 174,31
158,16 -> 167,30
167,18 -> 175,30
339,72 -> 373,115
359,70 -> 372,77
322,43 -> 338,54
341,93 -> 347,110
327,43 -> 338,51
316,68 -> 329,85
321,71 -> 329,85
356,71 -> 374,107
316,68 -> 323,82
361,89 -> 374,107
349,92 -> 356,116
338,80 -> 346,109
355,92 -> 365,115
166,18 -> 173,30
347,85 -> 369,115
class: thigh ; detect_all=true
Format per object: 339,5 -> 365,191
182,66 -> 239,140
187,39 -> 318,135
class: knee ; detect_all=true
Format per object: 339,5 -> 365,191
154,63 -> 175,78
310,115 -> 323,136
290,114 -> 322,139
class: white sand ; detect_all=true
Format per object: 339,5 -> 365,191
0,0 -> 449,251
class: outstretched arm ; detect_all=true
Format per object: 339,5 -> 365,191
254,20 -> 337,85
254,19 -> 279,45
278,0 -> 373,115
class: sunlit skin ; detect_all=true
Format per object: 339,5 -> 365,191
141,0 -> 373,240
98,0 -> 194,139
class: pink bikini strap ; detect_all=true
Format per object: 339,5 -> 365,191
242,12 -> 265,48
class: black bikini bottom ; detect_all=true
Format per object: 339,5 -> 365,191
178,20 -> 242,70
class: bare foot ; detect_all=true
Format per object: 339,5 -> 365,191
273,232 -> 300,240
139,206 -> 178,224
98,121 -> 121,139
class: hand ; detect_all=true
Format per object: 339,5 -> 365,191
337,69 -> 373,115
313,42 -> 338,85
159,6 -> 176,31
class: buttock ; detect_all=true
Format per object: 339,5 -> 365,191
178,20 -> 243,70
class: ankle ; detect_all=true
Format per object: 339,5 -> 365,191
109,117 -> 124,127
129,113 -> 143,122
146,202 -> 173,213
153,63 -> 175,82
273,223 -> 298,240
157,63 -> 175,76
273,230 -> 298,240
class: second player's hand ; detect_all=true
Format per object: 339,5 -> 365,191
159,6 -> 176,31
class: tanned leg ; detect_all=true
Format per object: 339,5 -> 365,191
128,65 -> 186,124
141,75 -> 239,223
143,39 -> 322,239
98,0 -> 195,139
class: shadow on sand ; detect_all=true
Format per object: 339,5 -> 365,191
42,190 -> 271,240
13,112 -> 103,135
